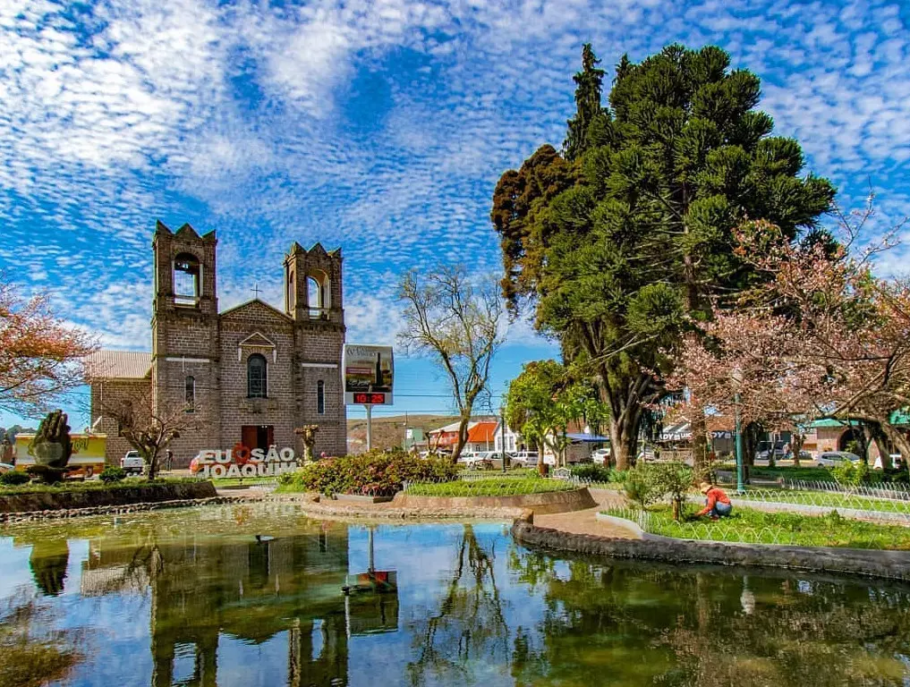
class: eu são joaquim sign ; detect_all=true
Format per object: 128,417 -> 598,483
343,344 -> 394,406
193,445 -> 298,478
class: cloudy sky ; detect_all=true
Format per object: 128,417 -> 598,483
2,0 -> 909,427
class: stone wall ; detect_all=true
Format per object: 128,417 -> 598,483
392,488 -> 597,515
219,302 -> 298,454
90,378 -> 152,465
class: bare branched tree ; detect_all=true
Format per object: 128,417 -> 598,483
398,266 -> 504,462
96,387 -> 202,480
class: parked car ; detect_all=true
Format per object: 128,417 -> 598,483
783,449 -> 813,462
754,441 -> 788,462
120,451 -> 144,476
816,451 -> 861,467
592,448 -> 611,465
511,451 -> 539,466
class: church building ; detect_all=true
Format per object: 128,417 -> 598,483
88,221 -> 347,466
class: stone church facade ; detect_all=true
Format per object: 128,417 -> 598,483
89,221 -> 347,466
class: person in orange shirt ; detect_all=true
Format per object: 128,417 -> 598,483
695,481 -> 733,520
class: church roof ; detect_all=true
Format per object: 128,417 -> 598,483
219,298 -> 293,322
85,350 -> 152,380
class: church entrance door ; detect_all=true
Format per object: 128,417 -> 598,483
242,425 -> 275,452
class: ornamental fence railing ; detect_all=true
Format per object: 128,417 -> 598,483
782,479 -> 910,500
728,488 -> 910,525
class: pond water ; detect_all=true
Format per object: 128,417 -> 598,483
1,503 -> 910,687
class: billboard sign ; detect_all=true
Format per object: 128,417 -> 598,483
343,344 -> 394,405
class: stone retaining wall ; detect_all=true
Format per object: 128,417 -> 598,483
391,487 -> 596,515
268,493 -> 531,521
512,514 -> 910,581
0,481 -> 218,516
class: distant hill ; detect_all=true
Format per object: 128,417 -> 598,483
346,414 -> 460,453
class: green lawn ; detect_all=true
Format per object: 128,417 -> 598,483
734,488 -> 910,516
406,477 -> 576,497
604,505 -> 910,550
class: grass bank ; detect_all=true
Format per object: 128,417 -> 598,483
406,478 -> 576,497
604,505 -> 910,550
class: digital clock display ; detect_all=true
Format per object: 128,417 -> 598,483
354,393 -> 386,405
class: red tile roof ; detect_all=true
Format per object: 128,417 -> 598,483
467,422 -> 497,444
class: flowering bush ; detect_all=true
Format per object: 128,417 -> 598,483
277,449 -> 459,496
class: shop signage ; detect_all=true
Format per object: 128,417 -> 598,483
343,344 -> 394,405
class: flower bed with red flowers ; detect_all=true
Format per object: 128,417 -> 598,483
276,449 -> 459,497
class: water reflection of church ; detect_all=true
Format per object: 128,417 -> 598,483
77,524 -> 364,686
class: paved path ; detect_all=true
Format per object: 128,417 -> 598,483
532,487 -> 638,538
533,506 -> 638,538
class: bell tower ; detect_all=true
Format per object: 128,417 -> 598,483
283,242 -> 343,326
150,221 -> 221,457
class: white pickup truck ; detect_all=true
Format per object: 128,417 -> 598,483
120,451 -> 144,476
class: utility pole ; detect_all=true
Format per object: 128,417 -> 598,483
501,404 -> 508,473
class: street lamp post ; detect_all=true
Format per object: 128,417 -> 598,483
732,368 -> 745,494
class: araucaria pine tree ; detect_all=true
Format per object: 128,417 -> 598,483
492,44 -> 834,469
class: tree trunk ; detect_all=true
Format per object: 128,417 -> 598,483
689,406 -> 709,478
791,433 -> 804,468
868,422 -> 893,470
452,415 -> 471,464
147,449 -> 159,481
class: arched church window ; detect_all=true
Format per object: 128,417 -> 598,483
317,380 -> 325,415
185,376 -> 196,413
247,354 -> 267,398
174,253 -> 201,307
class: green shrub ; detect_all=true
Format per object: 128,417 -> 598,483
623,464 -> 660,509
99,467 -> 127,483
831,460 -> 869,487
648,461 -> 694,520
0,470 -> 30,486
278,448 -> 460,496
570,464 -> 613,482
622,461 -> 694,519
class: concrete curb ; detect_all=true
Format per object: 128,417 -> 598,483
514,513 -> 910,581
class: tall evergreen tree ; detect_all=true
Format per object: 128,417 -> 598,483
564,44 -> 607,161
492,44 -> 835,469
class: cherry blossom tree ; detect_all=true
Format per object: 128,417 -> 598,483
670,207 -> 910,466
0,277 -> 96,417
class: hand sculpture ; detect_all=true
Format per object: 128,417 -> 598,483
295,425 -> 319,464
29,410 -> 72,483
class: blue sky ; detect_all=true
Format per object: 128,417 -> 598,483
2,0 -> 909,429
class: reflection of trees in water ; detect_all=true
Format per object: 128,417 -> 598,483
664,578 -> 910,687
509,551 -> 910,686
407,525 -> 509,686
0,592 -> 83,687
28,538 -> 69,596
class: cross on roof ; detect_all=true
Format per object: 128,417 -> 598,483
251,283 -> 262,299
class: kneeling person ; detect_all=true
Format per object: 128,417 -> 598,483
696,482 -> 732,520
